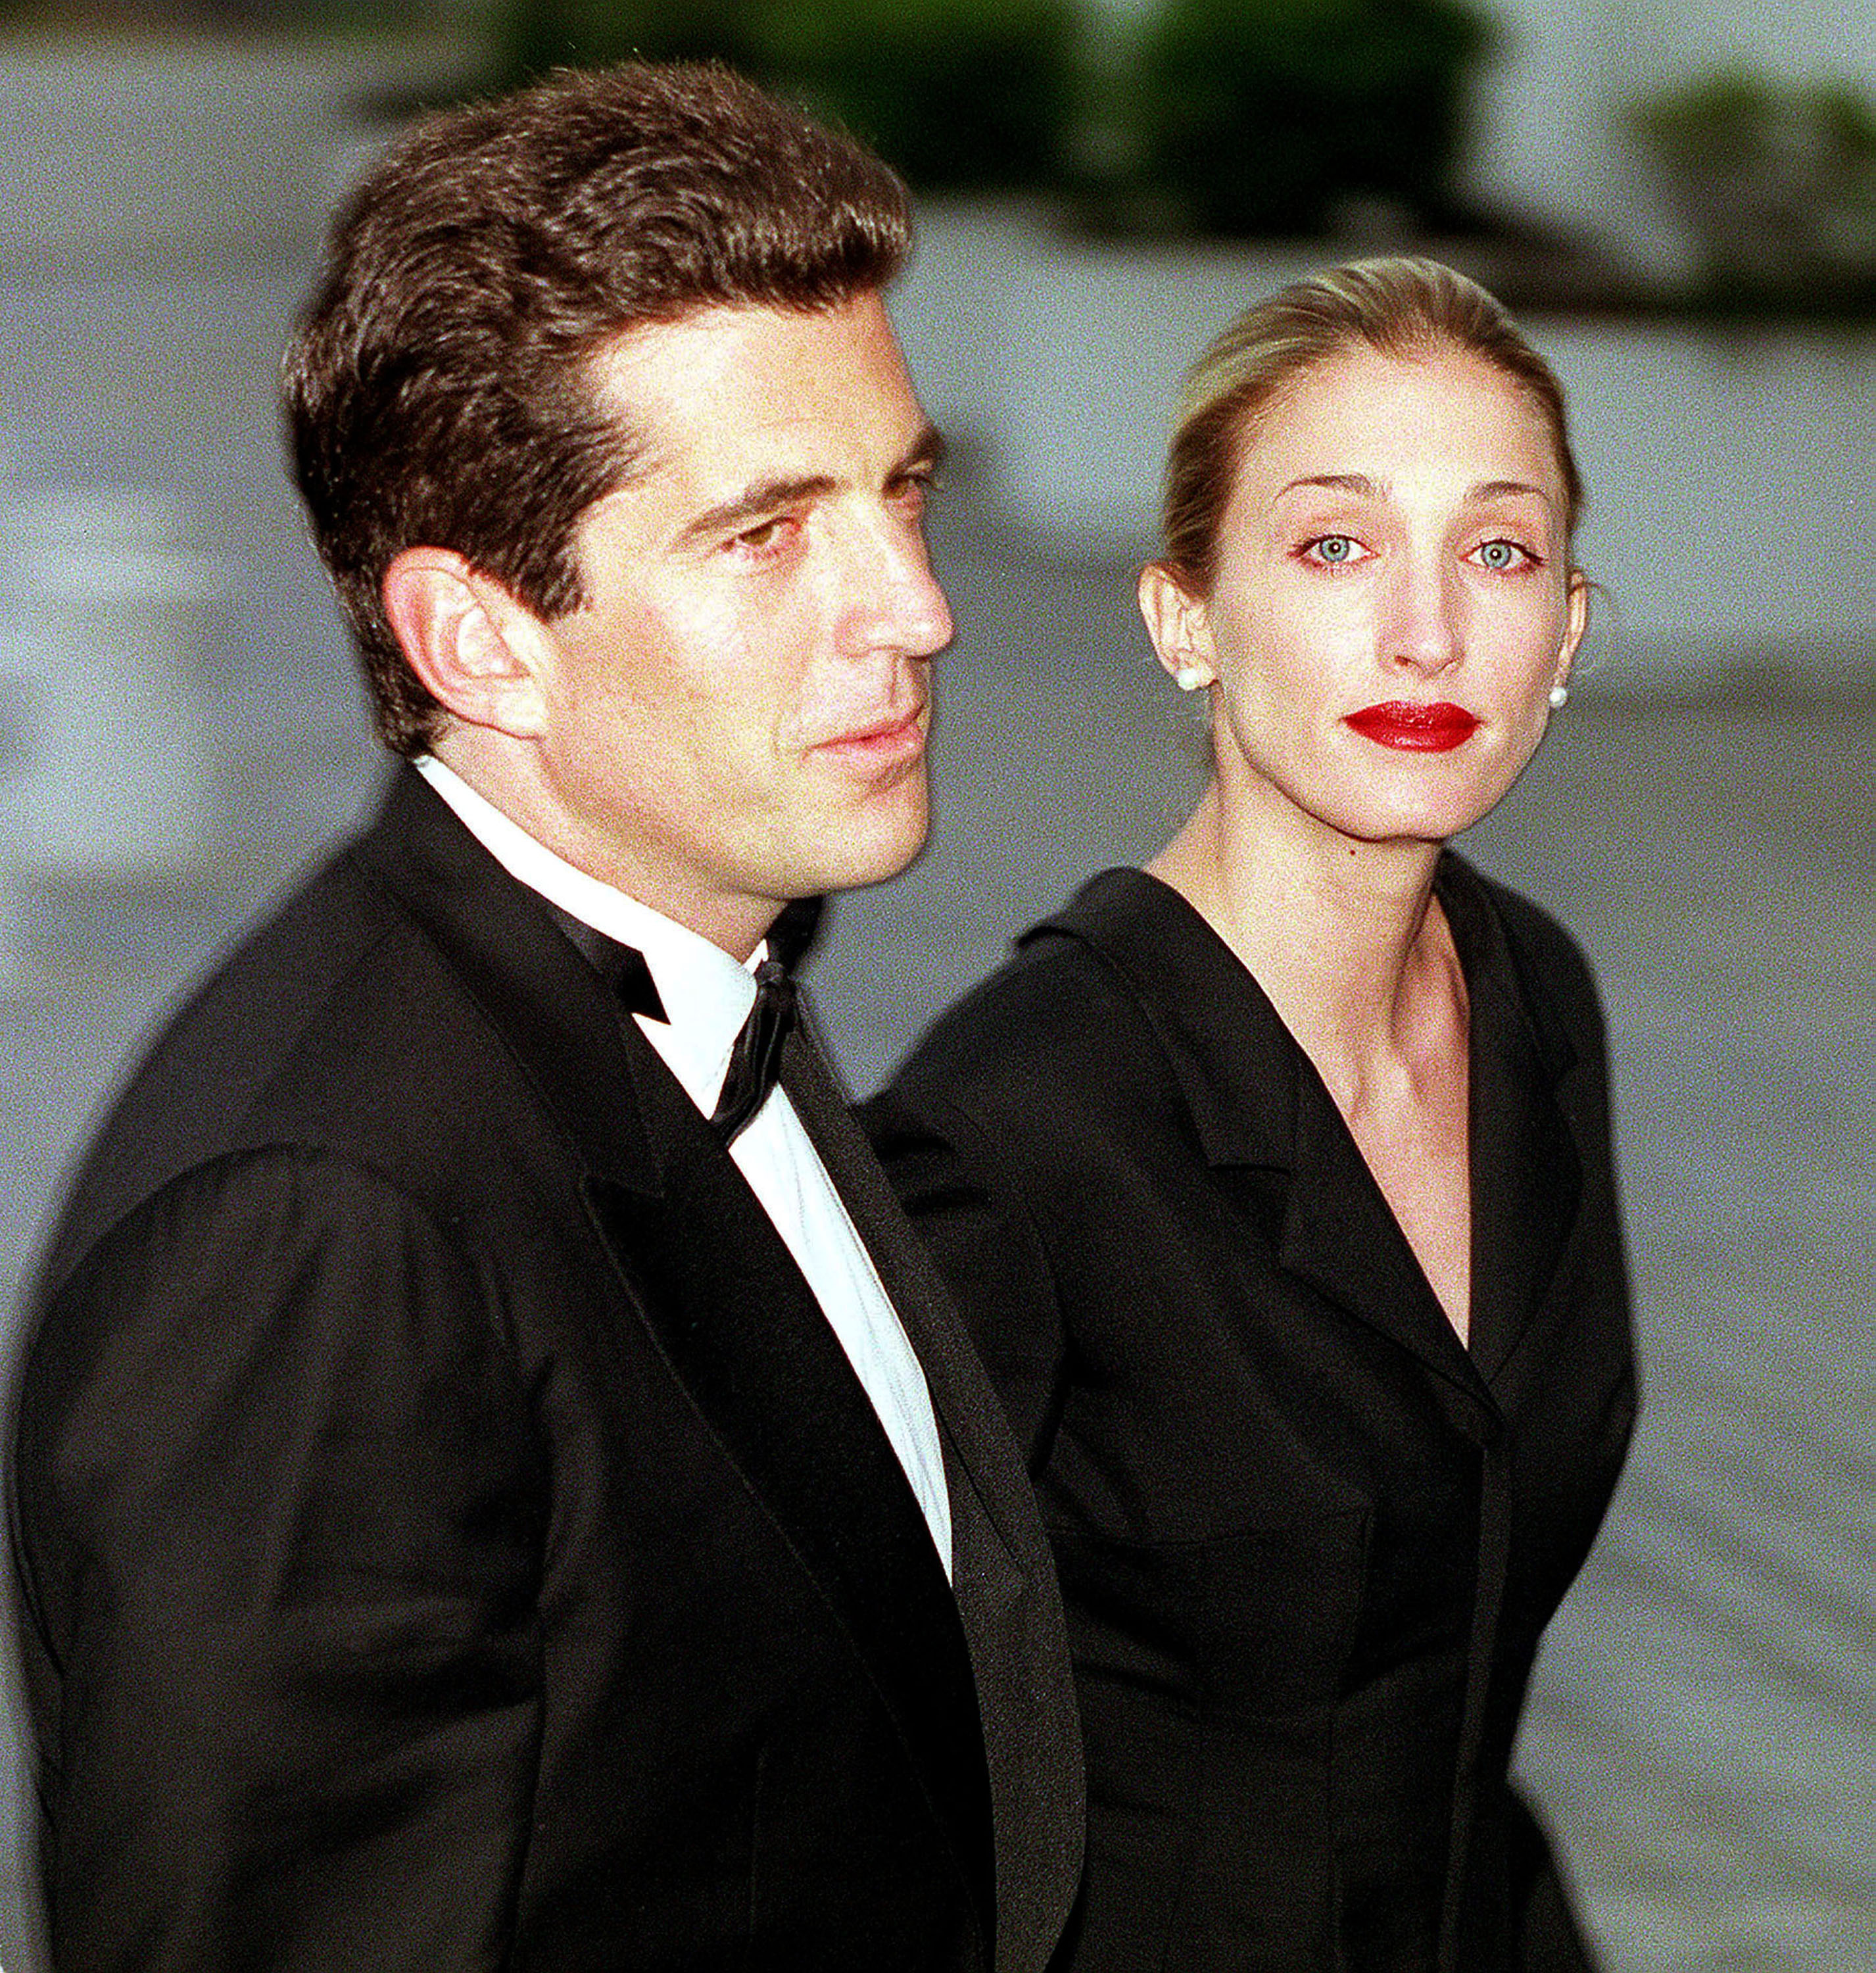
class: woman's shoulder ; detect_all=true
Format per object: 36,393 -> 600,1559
890,868 -> 1190,1123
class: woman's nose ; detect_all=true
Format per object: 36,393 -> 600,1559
1383,560 -> 1461,675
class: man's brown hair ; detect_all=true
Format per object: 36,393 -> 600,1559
283,61 -> 914,754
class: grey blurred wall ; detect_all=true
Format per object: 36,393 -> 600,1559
0,18 -> 1871,1973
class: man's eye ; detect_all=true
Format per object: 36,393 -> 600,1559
733,516 -> 792,554
892,472 -> 936,516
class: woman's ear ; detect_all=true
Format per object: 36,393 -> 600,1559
381,548 -> 553,740
1556,567 -> 1591,694
1138,562 -> 1217,693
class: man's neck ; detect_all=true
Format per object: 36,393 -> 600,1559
423,733 -> 776,961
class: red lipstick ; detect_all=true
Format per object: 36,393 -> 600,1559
1345,701 -> 1480,752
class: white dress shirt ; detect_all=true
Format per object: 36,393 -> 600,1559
415,756 -> 953,1579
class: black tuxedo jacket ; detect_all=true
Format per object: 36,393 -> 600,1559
867,861 -> 1635,1972
10,768 -> 1082,1972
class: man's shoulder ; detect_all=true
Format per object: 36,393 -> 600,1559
33,804 -> 539,1308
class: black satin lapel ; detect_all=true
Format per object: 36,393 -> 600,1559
347,767 -> 658,1191
1279,1053 -> 1483,1398
585,1099 -> 992,1955
1465,970 -> 1582,1383
775,1027 -> 1001,1931
782,1027 -> 1026,1561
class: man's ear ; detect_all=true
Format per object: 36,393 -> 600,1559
381,547 -> 553,740
1138,562 -> 1217,693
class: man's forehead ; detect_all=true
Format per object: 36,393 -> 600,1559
589,295 -> 910,410
585,294 -> 927,486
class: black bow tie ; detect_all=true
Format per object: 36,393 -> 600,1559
546,903 -> 799,1146
710,956 -> 797,1146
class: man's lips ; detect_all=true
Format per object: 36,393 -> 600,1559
813,708 -> 927,766
1344,701 -> 1480,752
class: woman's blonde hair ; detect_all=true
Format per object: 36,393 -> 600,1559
1161,256 -> 1581,591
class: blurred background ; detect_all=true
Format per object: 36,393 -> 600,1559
1,2 -> 1871,1967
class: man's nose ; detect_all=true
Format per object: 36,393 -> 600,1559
841,514 -> 953,661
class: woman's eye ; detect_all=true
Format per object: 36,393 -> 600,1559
1472,538 -> 1535,572
1304,534 -> 1362,566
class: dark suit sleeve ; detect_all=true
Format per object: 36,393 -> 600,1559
859,1090 -> 1069,1470
13,1147 -> 544,1972
1506,1790 -> 1600,1972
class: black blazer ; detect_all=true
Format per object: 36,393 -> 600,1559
10,768 -> 1082,1972
867,860 -> 1635,1973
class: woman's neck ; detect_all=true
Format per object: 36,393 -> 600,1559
1147,781 -> 1463,1119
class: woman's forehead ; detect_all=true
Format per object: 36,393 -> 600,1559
1229,343 -> 1566,500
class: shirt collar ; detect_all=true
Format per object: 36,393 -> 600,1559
415,754 -> 760,1113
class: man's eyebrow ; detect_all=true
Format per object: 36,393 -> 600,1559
674,426 -> 948,550
678,472 -> 840,548
897,424 -> 949,479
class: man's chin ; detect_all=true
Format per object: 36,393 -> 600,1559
798,799 -> 931,899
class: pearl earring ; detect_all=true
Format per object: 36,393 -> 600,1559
1174,666 -> 1210,692
1549,683 -> 1570,710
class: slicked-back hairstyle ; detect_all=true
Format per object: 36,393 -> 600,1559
284,61 -> 914,754
1161,256 -> 1582,593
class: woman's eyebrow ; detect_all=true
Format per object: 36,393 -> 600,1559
1276,472 -> 1379,500
1468,478 -> 1551,503
1271,473 -> 1556,508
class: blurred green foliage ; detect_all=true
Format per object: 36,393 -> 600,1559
0,0 -> 483,29
487,0 -> 1494,227
1127,0 -> 1495,234
494,0 -> 768,76
763,0 -> 1080,195
1632,69 -> 1876,310
492,0 -> 1078,193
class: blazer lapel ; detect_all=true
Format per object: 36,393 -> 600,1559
784,1021 -> 1032,1569
785,1017 -> 1082,1973
1046,870 -> 1485,1401
1276,1047 -> 1482,1398
1441,862 -> 1583,1384
347,766 -> 659,1190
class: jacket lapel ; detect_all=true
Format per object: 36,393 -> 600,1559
784,1023 -> 1033,1569
786,1020 -> 1082,1973
1441,862 -> 1583,1384
354,769 -> 996,1945
587,1060 -> 994,1955
1045,870 -> 1483,1400
1276,1046 -> 1480,1396
789,1031 -> 999,1927
1047,867 -> 1591,1399
347,767 -> 660,1190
